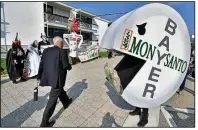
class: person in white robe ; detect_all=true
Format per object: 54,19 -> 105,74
26,40 -> 41,78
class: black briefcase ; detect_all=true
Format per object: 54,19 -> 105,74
33,81 -> 39,101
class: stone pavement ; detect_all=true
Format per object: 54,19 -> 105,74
159,77 -> 195,128
1,56 -> 136,127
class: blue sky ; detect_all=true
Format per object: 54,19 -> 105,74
66,2 -> 195,35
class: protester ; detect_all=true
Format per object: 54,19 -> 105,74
26,40 -> 41,78
37,36 -> 72,127
177,63 -> 195,95
38,34 -> 51,56
6,39 -> 25,84
191,59 -> 195,78
107,53 -> 150,127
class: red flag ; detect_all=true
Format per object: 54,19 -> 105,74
71,17 -> 79,32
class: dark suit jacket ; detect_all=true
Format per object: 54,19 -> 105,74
37,46 -> 71,88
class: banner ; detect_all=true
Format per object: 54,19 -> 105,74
101,3 -> 191,108
78,45 -> 99,62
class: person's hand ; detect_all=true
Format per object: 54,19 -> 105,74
14,60 -> 17,64
189,64 -> 194,68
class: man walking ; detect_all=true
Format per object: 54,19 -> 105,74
37,36 -> 72,127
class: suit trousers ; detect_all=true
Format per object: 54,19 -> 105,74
136,107 -> 148,115
40,87 -> 70,126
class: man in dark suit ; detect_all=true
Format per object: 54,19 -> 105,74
37,36 -> 72,127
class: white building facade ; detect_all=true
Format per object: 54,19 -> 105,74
1,2 -> 111,57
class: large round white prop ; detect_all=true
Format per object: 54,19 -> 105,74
101,10 -> 135,49
101,3 -> 191,108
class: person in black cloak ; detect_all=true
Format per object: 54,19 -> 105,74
6,37 -> 26,84
38,33 -> 51,56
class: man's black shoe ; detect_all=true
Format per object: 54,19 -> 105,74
13,80 -> 17,84
40,120 -> 56,127
137,119 -> 148,127
48,120 -> 56,127
129,108 -> 141,116
63,98 -> 73,109
137,113 -> 148,127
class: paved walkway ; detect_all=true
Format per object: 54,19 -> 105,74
1,56 -> 193,127
1,56 -> 136,127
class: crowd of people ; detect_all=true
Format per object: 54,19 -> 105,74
6,34 -> 51,84
4,35 -> 73,127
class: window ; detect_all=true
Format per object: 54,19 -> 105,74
45,27 -> 69,38
76,14 -> 80,19
43,4 -> 53,14
45,27 -> 53,38
76,14 -> 92,24
81,32 -> 92,41
87,18 -> 92,24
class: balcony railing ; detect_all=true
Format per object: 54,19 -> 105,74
44,13 -> 98,33
79,22 -> 92,30
44,13 -> 69,26
79,22 -> 98,32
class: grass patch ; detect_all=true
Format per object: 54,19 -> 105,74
99,51 -> 109,58
99,51 -> 123,58
1,58 -> 7,75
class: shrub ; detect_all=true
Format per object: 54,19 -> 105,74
1,59 -> 7,75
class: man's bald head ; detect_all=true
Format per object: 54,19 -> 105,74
53,36 -> 64,48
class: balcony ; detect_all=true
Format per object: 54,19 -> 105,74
44,13 -> 69,26
92,24 -> 99,29
44,13 -> 99,33
79,22 -> 98,33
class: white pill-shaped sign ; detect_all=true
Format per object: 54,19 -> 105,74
101,3 -> 191,108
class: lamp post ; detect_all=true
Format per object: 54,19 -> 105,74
46,2 -> 48,37
1,2 -> 8,52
